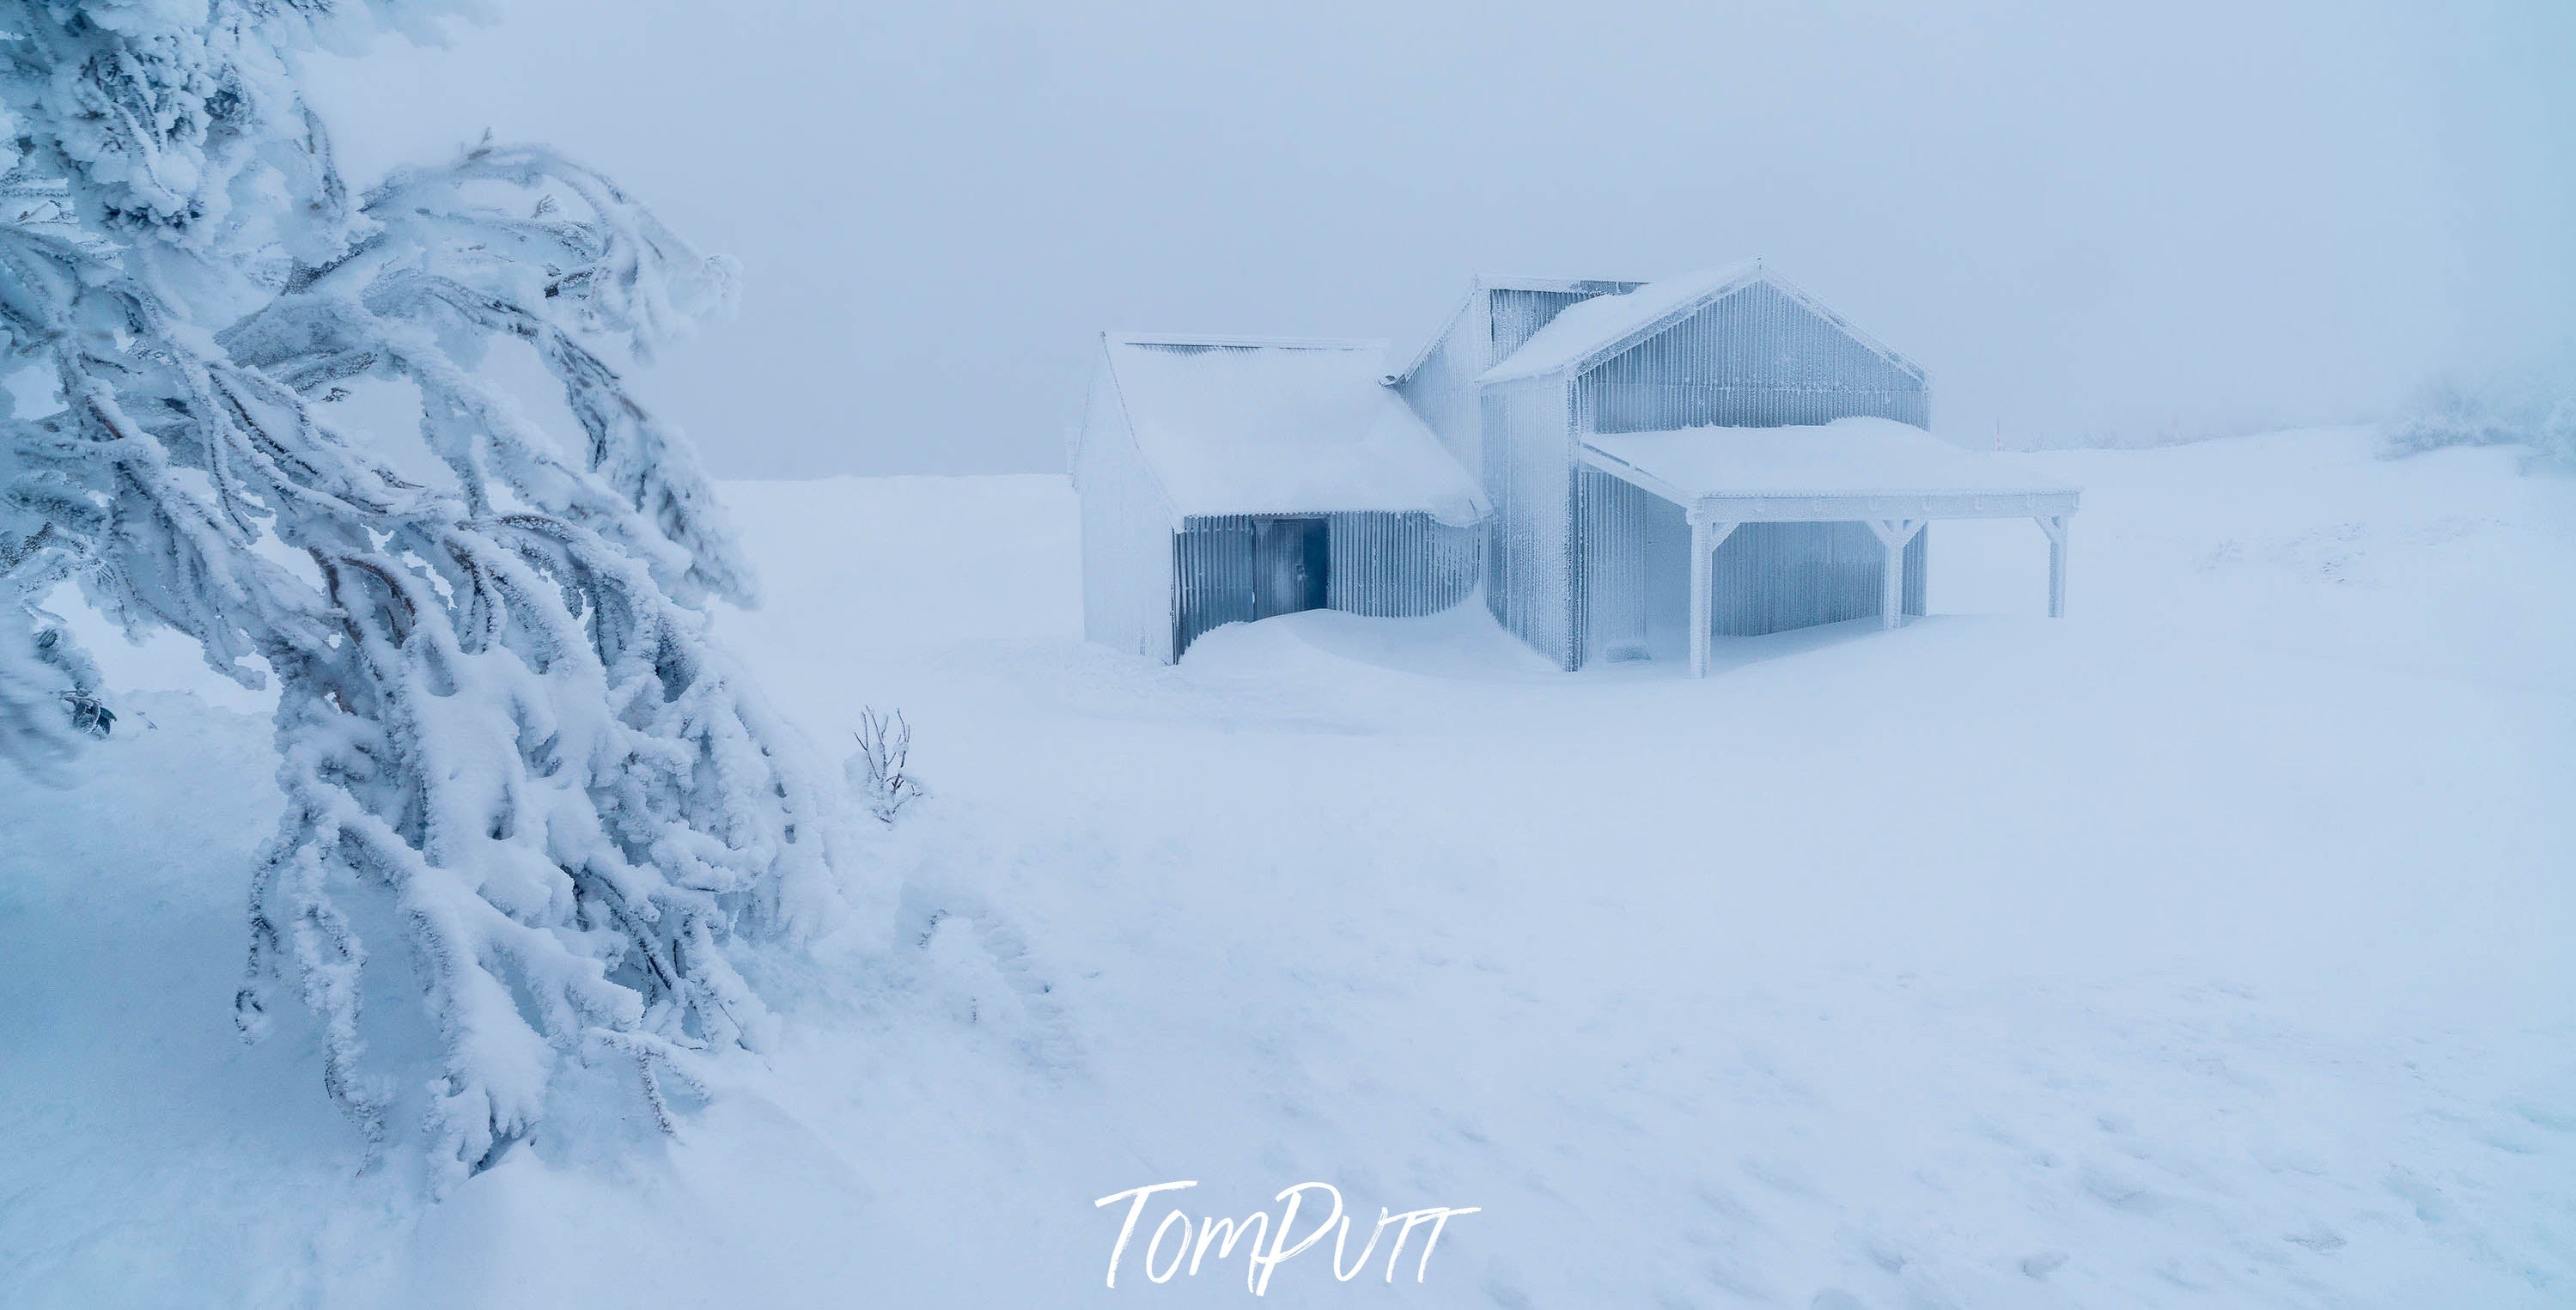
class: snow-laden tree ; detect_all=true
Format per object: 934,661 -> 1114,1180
2388,363 -> 2576,468
0,1 -> 855,1187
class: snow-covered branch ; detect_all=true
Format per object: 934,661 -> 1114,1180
0,0 -> 863,1190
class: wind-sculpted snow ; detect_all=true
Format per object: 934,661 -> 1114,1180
0,0 -> 849,1188
4,435 -> 2573,1302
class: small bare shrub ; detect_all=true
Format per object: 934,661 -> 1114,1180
848,708 -> 926,822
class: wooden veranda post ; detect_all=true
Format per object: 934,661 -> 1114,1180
1866,519 -> 1928,631
1686,514 -> 1740,678
2036,515 -> 2068,618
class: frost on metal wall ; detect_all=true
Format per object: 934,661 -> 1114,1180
1325,512 -> 1479,617
1578,469 -> 1653,662
1556,278 -> 1935,659
1482,375 -> 1580,668
1489,286 -> 1626,361
1577,282 -> 1929,435
1708,524 -> 1927,636
1398,281 -> 1638,481
1392,294 -> 1490,478
1075,359 -> 1179,662
1174,516 -> 1258,656
1579,476 -> 1923,655
1170,511 -> 1477,658
1577,469 -> 1698,662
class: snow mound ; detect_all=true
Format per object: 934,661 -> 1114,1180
7,429 -> 2574,1307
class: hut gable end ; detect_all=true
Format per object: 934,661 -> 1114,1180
1579,280 -> 1934,434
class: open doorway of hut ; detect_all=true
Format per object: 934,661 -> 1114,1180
1251,516 -> 1330,618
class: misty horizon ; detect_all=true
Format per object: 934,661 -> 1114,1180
306,1 -> 2573,478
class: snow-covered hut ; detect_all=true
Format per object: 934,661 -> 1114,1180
1073,333 -> 1488,662
1075,264 -> 2078,671
1391,262 -> 2079,673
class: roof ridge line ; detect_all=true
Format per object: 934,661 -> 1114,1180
1106,331 -> 1387,350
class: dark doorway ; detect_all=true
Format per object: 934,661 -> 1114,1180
1251,517 -> 1330,618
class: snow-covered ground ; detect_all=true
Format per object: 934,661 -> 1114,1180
5,428 -> 2572,1307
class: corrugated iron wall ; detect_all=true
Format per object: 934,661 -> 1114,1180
1325,512 -> 1479,617
1392,297 -> 1490,478
1172,512 -> 1479,659
1547,280 -> 1936,666
1487,288 -> 1597,361
1172,517 -> 1258,658
1481,375 -> 1581,668
1577,475 -> 1927,657
1075,361 -> 1180,663
1708,522 -> 1927,636
1399,283 -> 1635,481
1127,278 -> 1940,670
1577,468 -> 1659,662
1577,282 -> 1930,434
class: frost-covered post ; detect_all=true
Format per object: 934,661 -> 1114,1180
1684,512 -> 1739,678
0,0 -> 861,1187
2036,515 -> 2069,618
1688,518 -> 1713,678
1867,519 -> 1927,631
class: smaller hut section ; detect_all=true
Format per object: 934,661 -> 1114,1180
1073,333 -> 1487,662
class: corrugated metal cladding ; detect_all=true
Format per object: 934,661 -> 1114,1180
1393,309 -> 1487,477
1577,282 -> 1930,434
1326,512 -> 1478,616
1579,470 -> 1681,662
1172,517 -> 1257,657
1708,523 -> 1926,636
1487,287 -> 1611,361
1398,283 -> 1637,480
1481,375 -> 1581,668
1075,363 -> 1179,663
1487,282 -> 1938,670
1170,512 -> 1478,658
1538,279 -> 1937,667
1577,474 -> 1924,657
1577,469 -> 1659,661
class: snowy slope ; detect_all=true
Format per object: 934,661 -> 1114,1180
3,429 -> 2572,1307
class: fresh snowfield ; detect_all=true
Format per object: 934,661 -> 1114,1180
4,428 -> 2573,1307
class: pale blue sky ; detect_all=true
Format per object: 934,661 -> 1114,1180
309,1 -> 2574,477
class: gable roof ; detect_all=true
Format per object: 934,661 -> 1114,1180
1098,332 -> 1489,525
1477,261 -> 1926,385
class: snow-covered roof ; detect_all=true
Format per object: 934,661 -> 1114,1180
1381,275 -> 1646,387
1479,262 -> 1765,383
1100,333 -> 1489,524
1581,417 -> 2079,501
1478,261 -> 1923,386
